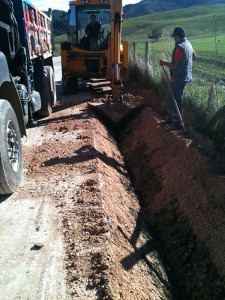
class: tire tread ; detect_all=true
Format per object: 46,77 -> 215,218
0,100 -> 23,194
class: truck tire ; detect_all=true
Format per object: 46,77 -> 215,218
0,100 -> 23,194
44,66 -> 57,106
37,69 -> 52,117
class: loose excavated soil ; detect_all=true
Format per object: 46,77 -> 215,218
120,103 -> 225,299
21,100 -> 173,299
4,75 -> 225,299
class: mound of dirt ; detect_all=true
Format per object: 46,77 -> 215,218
18,78 -> 225,299
121,106 -> 225,299
23,102 -> 173,299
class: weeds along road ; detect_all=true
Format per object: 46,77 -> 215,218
0,57 -> 172,299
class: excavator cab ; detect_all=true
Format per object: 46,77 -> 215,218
68,6 -> 110,51
61,0 -> 129,99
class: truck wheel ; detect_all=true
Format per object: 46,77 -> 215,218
44,66 -> 57,106
0,100 -> 23,194
37,69 -> 52,117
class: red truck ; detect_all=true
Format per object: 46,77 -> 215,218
0,0 -> 56,195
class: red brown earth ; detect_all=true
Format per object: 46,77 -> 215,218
19,98 -> 173,299
1,76 -> 225,299
120,86 -> 225,299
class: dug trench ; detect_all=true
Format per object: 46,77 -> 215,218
88,92 -> 225,298
88,94 -> 225,299
119,106 -> 225,299
18,86 -> 225,299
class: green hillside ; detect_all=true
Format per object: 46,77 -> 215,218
123,0 -> 225,19
123,4 -> 225,40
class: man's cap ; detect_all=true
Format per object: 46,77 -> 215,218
171,27 -> 186,37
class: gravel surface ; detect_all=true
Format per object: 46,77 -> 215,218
25,100 -> 172,299
0,62 -> 172,299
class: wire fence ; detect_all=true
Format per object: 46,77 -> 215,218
129,36 -> 225,135
129,39 -> 225,78
128,38 -> 225,116
128,10 -> 225,85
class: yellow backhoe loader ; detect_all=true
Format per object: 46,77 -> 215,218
61,0 -> 129,101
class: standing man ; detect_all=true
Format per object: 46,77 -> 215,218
160,27 -> 196,131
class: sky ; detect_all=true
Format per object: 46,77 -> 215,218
31,0 -> 139,11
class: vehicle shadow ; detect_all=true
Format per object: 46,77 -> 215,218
118,208 -> 171,290
31,108 -> 92,128
43,145 -> 127,177
31,80 -> 97,127
0,194 -> 11,204
54,80 -> 95,109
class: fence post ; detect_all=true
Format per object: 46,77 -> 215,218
145,41 -> 149,65
133,42 -> 136,61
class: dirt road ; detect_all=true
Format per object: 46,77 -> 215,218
0,58 -> 172,299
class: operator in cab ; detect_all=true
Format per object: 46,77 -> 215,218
85,14 -> 102,50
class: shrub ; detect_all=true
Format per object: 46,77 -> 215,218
147,28 -> 163,41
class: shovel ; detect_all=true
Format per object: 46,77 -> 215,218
161,65 -> 186,131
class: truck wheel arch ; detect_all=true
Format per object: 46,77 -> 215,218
0,80 -> 26,137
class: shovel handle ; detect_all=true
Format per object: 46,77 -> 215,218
161,65 -> 185,130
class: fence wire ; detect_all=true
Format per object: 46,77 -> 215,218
129,39 -> 225,118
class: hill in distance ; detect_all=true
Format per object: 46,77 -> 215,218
124,0 -> 225,19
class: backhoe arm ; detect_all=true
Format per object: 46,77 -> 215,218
107,0 -> 123,101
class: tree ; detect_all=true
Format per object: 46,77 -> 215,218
148,27 -> 163,40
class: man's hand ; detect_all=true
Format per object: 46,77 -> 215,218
160,60 -> 175,69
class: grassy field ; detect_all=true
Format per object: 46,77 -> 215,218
132,33 -> 225,81
123,4 -> 225,40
